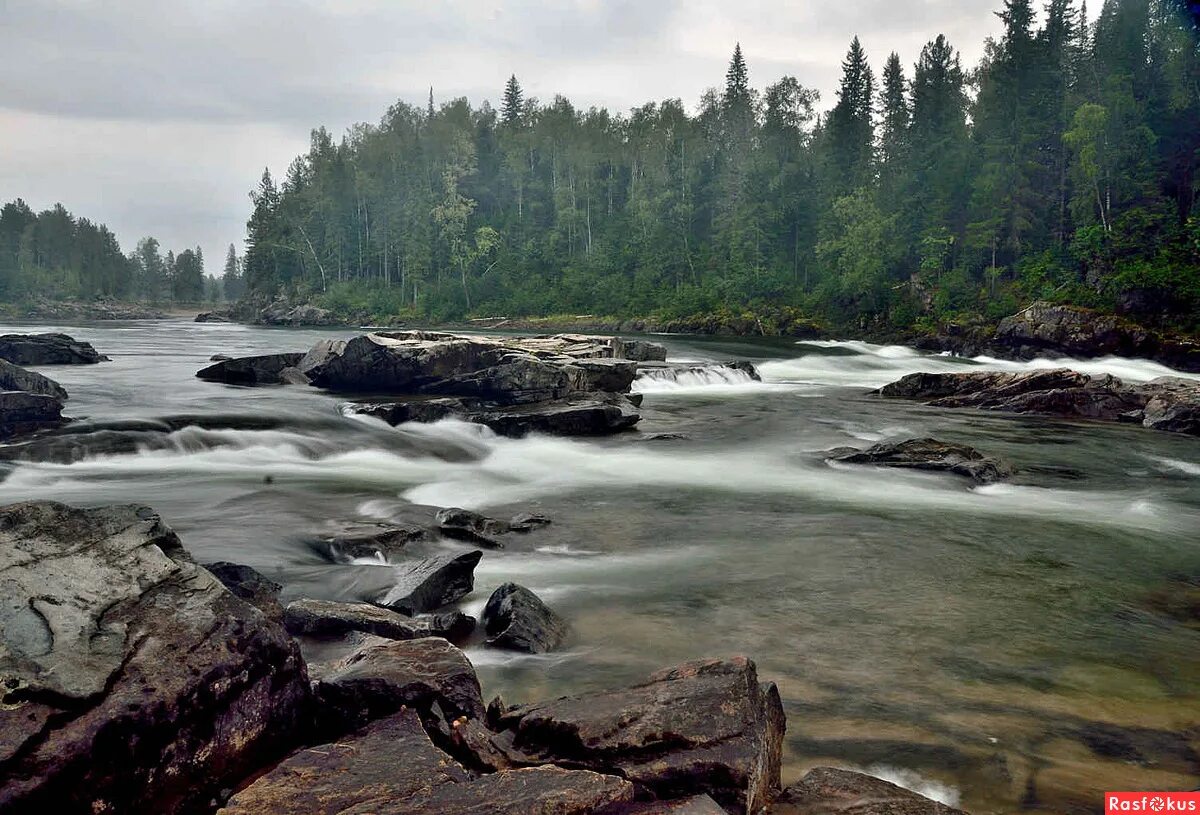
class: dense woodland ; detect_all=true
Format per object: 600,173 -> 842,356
241,0 -> 1200,332
0,199 -> 229,305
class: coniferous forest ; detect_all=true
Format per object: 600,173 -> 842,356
240,0 -> 1200,334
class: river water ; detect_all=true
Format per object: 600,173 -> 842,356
2,319 -> 1198,814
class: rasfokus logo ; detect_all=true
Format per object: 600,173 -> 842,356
1107,792 -> 1200,813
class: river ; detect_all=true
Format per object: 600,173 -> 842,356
2,318 -> 1198,814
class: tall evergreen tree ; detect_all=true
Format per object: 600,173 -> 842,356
501,75 -> 524,126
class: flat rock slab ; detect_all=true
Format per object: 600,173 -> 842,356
0,391 -> 65,440
0,501 -> 309,815
771,767 -> 967,814
374,550 -> 483,615
0,359 -> 68,400
196,352 -> 305,385
825,437 -> 1014,484
285,598 -> 475,642
476,399 -> 641,437
0,332 -> 108,365
492,656 -> 785,814
219,708 -> 636,815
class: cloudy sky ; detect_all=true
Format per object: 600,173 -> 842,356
0,0 -> 1077,271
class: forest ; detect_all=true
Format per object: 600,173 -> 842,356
239,0 -> 1200,333
0,199 -> 232,305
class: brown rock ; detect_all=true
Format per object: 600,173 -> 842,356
770,767 -> 966,814
284,598 -> 475,642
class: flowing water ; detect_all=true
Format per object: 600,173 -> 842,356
2,319 -> 1199,813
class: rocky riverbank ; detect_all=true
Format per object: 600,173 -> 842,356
0,500 -> 965,815
2,298 -> 169,321
0,332 -> 107,440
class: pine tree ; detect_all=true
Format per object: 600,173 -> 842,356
501,75 -> 524,126
826,37 -> 876,194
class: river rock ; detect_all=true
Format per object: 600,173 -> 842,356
826,438 -> 1015,484
477,397 -> 641,437
435,507 -> 512,547
0,501 -> 309,815
313,636 -> 486,731
196,352 -> 305,385
0,332 -> 108,365
565,358 -> 639,392
491,656 -> 784,814
194,311 -> 230,322
0,359 -> 68,400
0,391 -> 65,440
421,354 -> 572,404
204,560 -> 285,623
311,520 -> 426,561
373,550 -> 483,614
305,332 -> 509,392
624,796 -> 730,814
1140,377 -> 1200,435
284,598 -> 475,642
483,582 -> 569,653
219,707 -> 636,815
771,767 -> 967,814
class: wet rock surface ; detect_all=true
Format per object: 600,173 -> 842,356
0,332 -> 108,365
284,598 -> 475,642
373,550 -> 483,615
482,582 -> 570,653
196,352 -> 305,385
0,359 -> 68,400
877,368 -> 1200,436
205,560 -> 285,622
771,767 -> 967,814
0,502 -> 309,815
0,391 -> 66,440
825,438 -> 1015,484
490,656 -> 785,814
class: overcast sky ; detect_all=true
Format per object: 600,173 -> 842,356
0,0 -> 1087,272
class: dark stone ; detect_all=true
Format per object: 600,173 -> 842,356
482,582 -> 569,653
995,302 -> 1154,360
435,507 -> 510,547
0,333 -> 108,365
477,398 -> 641,437
305,332 -> 509,392
0,359 -> 68,400
194,311 -> 230,322
372,550 -> 483,615
492,657 -> 785,814
1141,377 -> 1200,435
284,598 -> 475,642
771,767 -> 966,814
350,397 -> 466,426
219,708 -> 635,815
196,352 -> 305,385
209,353 -> 232,361
0,502 -> 309,815
509,511 -> 552,531
204,560 -> 284,623
420,355 -> 571,404
565,358 -> 639,392
0,391 -> 65,440
311,521 -> 426,561
620,796 -> 729,814
825,437 -> 1015,484
313,636 -> 486,730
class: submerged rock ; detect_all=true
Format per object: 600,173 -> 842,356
0,501 -> 309,815
219,708 -> 635,815
373,550 -> 483,615
772,767 -> 967,814
826,437 -> 1015,484
491,656 -> 784,814
0,359 -> 68,400
284,598 -> 475,642
435,507 -> 511,547
310,520 -> 427,561
482,582 -> 569,653
195,352 -> 305,385
0,332 -> 108,365
0,391 -> 65,440
194,311 -> 230,322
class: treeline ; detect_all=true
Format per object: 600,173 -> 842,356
244,0 -> 1200,331
0,199 -> 233,304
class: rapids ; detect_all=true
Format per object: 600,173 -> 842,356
1,319 -> 1198,813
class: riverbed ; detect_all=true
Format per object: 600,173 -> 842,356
2,318 -> 1198,814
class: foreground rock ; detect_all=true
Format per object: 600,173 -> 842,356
490,656 -> 784,814
0,332 -> 108,365
285,598 -> 475,642
219,708 -> 636,815
0,391 -> 65,440
373,550 -> 483,615
0,502 -> 309,815
825,438 -> 1015,484
482,582 -> 569,653
313,636 -> 486,732
0,359 -> 68,400
204,560 -> 285,622
196,352 -> 305,385
878,368 -> 1200,436
772,767 -> 967,814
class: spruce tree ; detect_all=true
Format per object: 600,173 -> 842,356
501,75 -> 524,126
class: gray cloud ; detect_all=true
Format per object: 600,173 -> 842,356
0,0 -> 1070,279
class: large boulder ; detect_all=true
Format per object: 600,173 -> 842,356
995,302 -> 1153,360
0,359 -> 68,400
1140,377 -> 1200,435
196,352 -> 305,385
771,767 -> 967,814
194,311 -> 230,322
313,636 -> 486,730
305,333 -> 508,392
0,502 -> 309,815
420,355 -> 571,404
0,333 -> 108,365
373,550 -> 483,615
0,391 -> 65,440
482,583 -> 569,653
565,358 -> 639,392
491,656 -> 785,814
825,438 -> 1015,484
284,598 -> 475,642
219,708 -> 636,815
